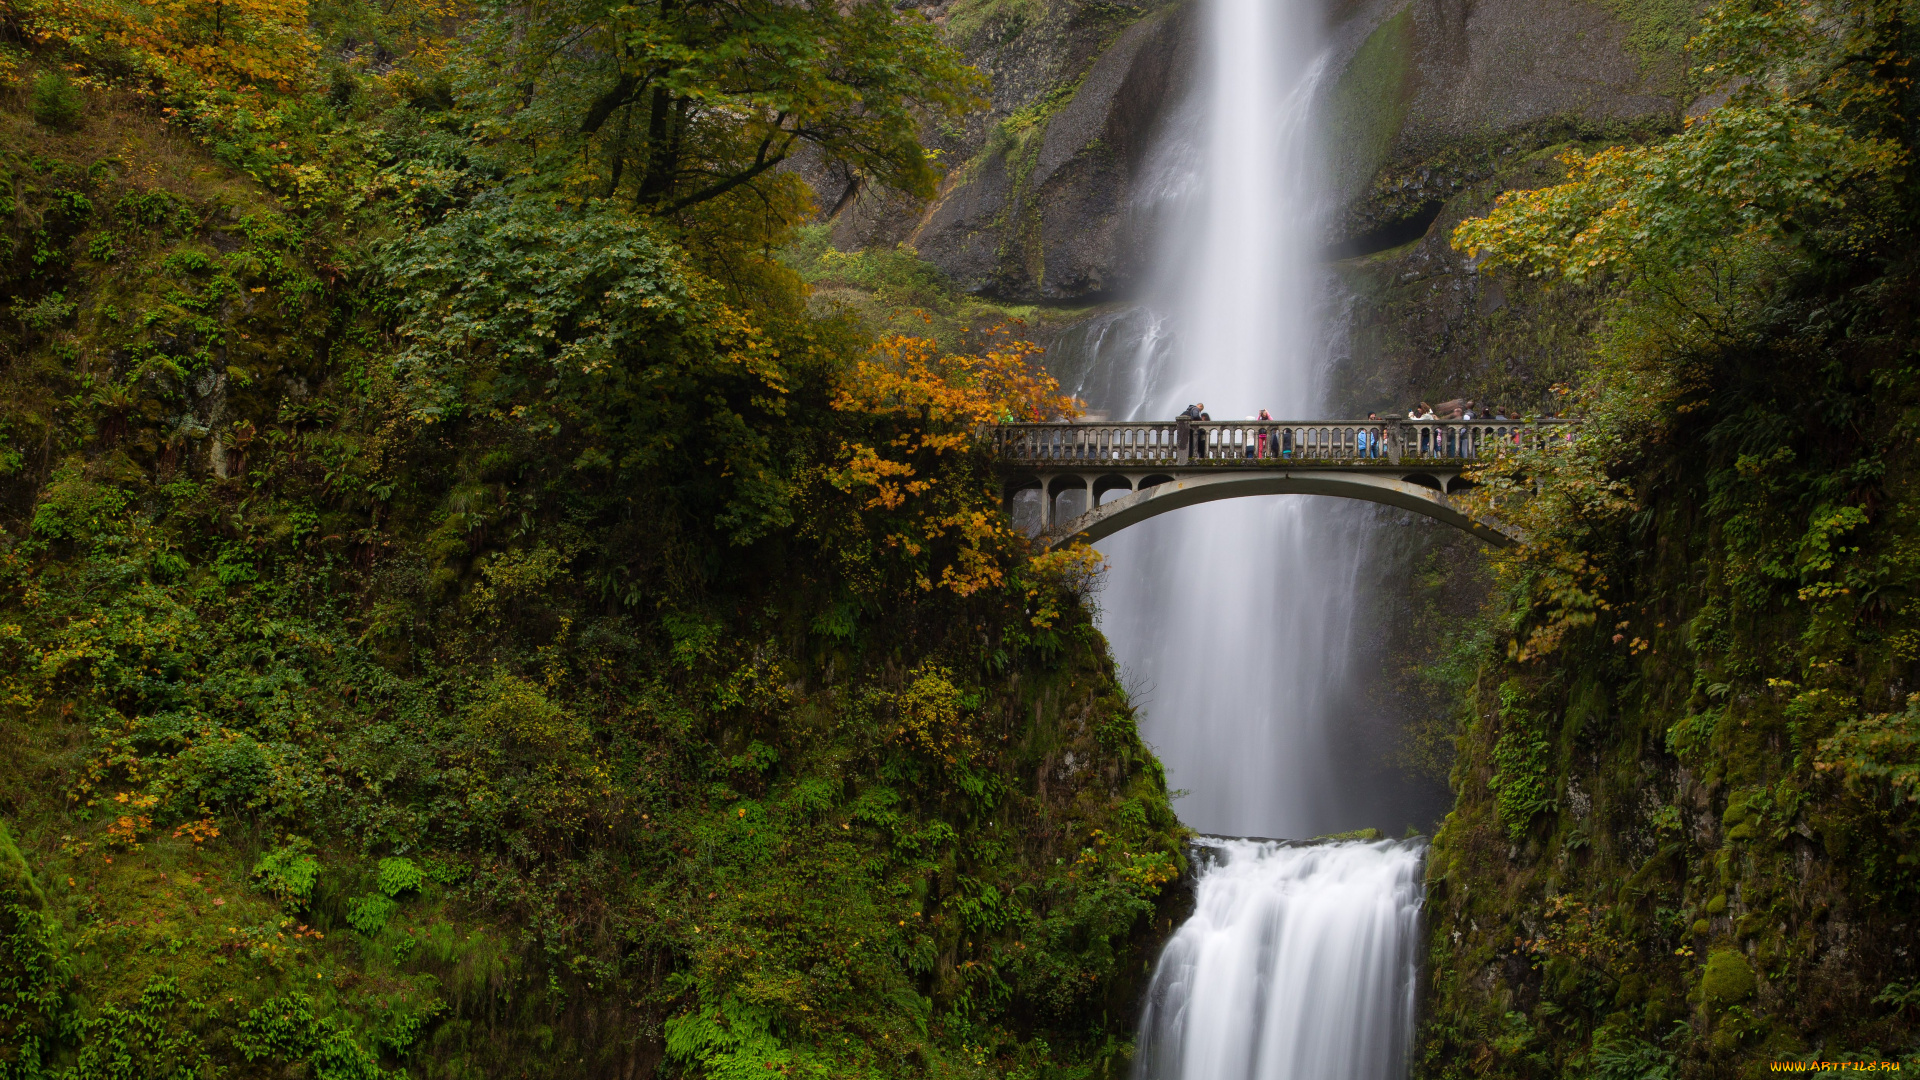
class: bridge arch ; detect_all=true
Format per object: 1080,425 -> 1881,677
993,417 -> 1568,549
1031,470 -> 1520,549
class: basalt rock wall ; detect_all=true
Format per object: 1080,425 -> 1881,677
816,0 -> 1686,317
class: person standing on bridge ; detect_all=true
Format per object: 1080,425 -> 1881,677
1363,413 -> 1381,458
1256,409 -> 1273,458
1178,402 -> 1206,460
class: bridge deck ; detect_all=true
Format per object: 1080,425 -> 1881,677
992,419 -> 1572,546
993,417 -> 1572,471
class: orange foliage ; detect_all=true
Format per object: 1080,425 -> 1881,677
172,816 -> 221,844
831,331 -> 1076,428
828,330 -> 1074,597
104,790 -> 158,849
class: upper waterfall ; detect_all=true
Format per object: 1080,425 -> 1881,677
1086,0 -> 1370,840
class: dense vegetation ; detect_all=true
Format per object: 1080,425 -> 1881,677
1423,0 -> 1920,1074
0,2 -> 1186,1077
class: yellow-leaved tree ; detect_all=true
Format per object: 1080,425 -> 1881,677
818,329 -> 1085,602
1450,0 -> 1907,660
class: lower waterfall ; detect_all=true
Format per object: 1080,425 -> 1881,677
1134,840 -> 1426,1080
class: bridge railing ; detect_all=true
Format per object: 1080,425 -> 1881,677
991,418 -> 1577,467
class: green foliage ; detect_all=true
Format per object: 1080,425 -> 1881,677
944,0 -> 1046,44
345,894 -> 399,936
0,891 -> 70,1080
28,73 -> 83,130
664,997 -> 828,1080
1587,1030 -> 1677,1080
1817,691 -> 1920,803
459,0 -> 984,218
252,842 -> 320,910
380,192 -> 799,545
0,6 -> 1181,1075
1488,680 -> 1555,839
780,225 -> 1071,348
375,857 -> 423,898
62,979 -> 206,1080
1456,0 -> 1905,289
234,993 -> 393,1078
1424,0 -> 1920,1073
0,0 -> 1194,1073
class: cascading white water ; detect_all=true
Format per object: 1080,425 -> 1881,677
1087,0 -> 1363,840
1034,0 -> 1434,1074
1133,839 -> 1426,1080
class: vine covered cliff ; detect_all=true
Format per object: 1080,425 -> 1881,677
1417,0 -> 1920,1072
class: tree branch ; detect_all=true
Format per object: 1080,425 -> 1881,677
661,128 -> 800,215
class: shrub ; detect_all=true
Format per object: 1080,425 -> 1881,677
252,843 -> 320,910
375,857 -> 423,897
30,73 -> 84,129
345,894 -> 398,936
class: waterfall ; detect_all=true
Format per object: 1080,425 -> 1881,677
1037,0 -> 1434,1073
1087,0 -> 1363,840
1134,839 -> 1426,1080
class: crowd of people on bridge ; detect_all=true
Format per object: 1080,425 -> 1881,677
1167,399 -> 1562,461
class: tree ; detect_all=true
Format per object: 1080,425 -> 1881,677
1452,0 -> 1906,292
380,191 -> 804,545
457,0 -> 984,220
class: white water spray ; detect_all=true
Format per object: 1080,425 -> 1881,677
1133,840 -> 1425,1080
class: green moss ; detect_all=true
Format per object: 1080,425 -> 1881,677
1591,0 -> 1696,75
781,226 -> 1098,346
944,0 -> 1046,44
1315,827 -> 1384,841
1701,950 -> 1755,1010
0,821 -> 44,909
1324,9 -> 1414,196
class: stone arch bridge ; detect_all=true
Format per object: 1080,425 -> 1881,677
994,418 -> 1575,549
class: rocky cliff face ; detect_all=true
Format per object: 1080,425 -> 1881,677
821,0 -> 1189,301
818,0 -> 1686,322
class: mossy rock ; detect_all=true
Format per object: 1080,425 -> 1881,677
1612,971 -> 1647,1007
1701,949 -> 1756,1011
1705,893 -> 1728,915
1315,827 -> 1383,842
